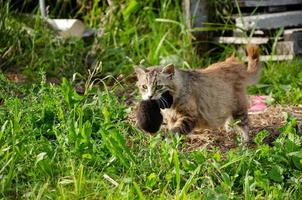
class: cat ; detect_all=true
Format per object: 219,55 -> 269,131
134,44 -> 260,143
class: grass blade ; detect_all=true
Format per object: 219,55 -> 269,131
154,31 -> 169,58
173,149 -> 180,200
179,165 -> 201,199
133,182 -> 145,200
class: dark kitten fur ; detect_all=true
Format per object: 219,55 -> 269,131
136,92 -> 173,133
136,100 -> 163,133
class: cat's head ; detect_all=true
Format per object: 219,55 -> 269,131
134,64 -> 177,100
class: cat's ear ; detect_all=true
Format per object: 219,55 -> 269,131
162,64 -> 175,78
134,66 -> 147,77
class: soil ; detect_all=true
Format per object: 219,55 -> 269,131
128,103 -> 302,151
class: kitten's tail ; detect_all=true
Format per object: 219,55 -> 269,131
246,44 -> 261,84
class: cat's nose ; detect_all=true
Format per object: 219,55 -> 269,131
148,95 -> 153,99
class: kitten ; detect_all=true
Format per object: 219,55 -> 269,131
136,99 -> 163,133
136,92 -> 173,133
134,44 -> 260,143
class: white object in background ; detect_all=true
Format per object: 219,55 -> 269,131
46,19 -> 86,38
39,0 -> 91,38
39,0 -> 46,17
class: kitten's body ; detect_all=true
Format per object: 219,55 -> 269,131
135,45 -> 260,142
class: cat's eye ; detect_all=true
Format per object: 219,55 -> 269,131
155,85 -> 164,90
142,85 -> 147,90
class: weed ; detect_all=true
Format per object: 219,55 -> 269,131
1,0 -> 302,199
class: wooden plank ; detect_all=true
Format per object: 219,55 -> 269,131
260,55 -> 294,61
268,6 -> 286,13
182,0 -> 208,29
284,28 -> 302,40
215,36 -> 269,44
282,32 -> 302,55
182,0 -> 209,54
233,29 -> 265,37
291,32 -> 302,54
234,0 -> 302,7
276,41 -> 294,55
284,28 -> 302,35
235,10 -> 302,31
183,0 -> 191,29
243,55 -> 294,62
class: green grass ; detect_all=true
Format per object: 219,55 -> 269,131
0,73 -> 302,199
1,0 -> 302,199
249,59 -> 302,105
0,0 -> 204,79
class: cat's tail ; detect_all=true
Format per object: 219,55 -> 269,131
246,44 -> 261,84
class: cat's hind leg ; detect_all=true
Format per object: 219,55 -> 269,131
232,110 -> 250,143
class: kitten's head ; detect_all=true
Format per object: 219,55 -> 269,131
134,64 -> 177,100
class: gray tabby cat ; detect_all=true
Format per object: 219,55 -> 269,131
135,45 -> 260,143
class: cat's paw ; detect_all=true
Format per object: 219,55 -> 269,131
171,127 -> 189,135
224,117 -> 235,133
224,124 -> 233,133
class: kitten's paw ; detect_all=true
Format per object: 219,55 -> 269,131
171,127 -> 183,134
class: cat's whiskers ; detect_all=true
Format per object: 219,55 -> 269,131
158,98 -> 165,108
159,98 -> 166,108
160,96 -> 169,108
163,97 -> 169,108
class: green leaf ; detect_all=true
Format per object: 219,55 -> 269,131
254,130 -> 269,145
146,173 -> 158,189
133,181 -> 145,200
80,121 -> 91,143
35,152 -> 47,166
179,165 -> 201,199
284,140 -> 299,153
102,106 -> 110,124
268,165 -> 284,182
287,151 -> 302,158
123,0 -> 140,20
82,153 -> 92,159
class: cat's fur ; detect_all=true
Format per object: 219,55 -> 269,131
134,44 -> 260,142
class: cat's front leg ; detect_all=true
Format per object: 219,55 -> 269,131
170,116 -> 196,134
233,110 -> 250,143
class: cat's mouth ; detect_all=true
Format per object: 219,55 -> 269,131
157,91 -> 173,109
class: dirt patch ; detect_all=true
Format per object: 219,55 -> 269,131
6,73 -> 27,83
128,104 -> 302,151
